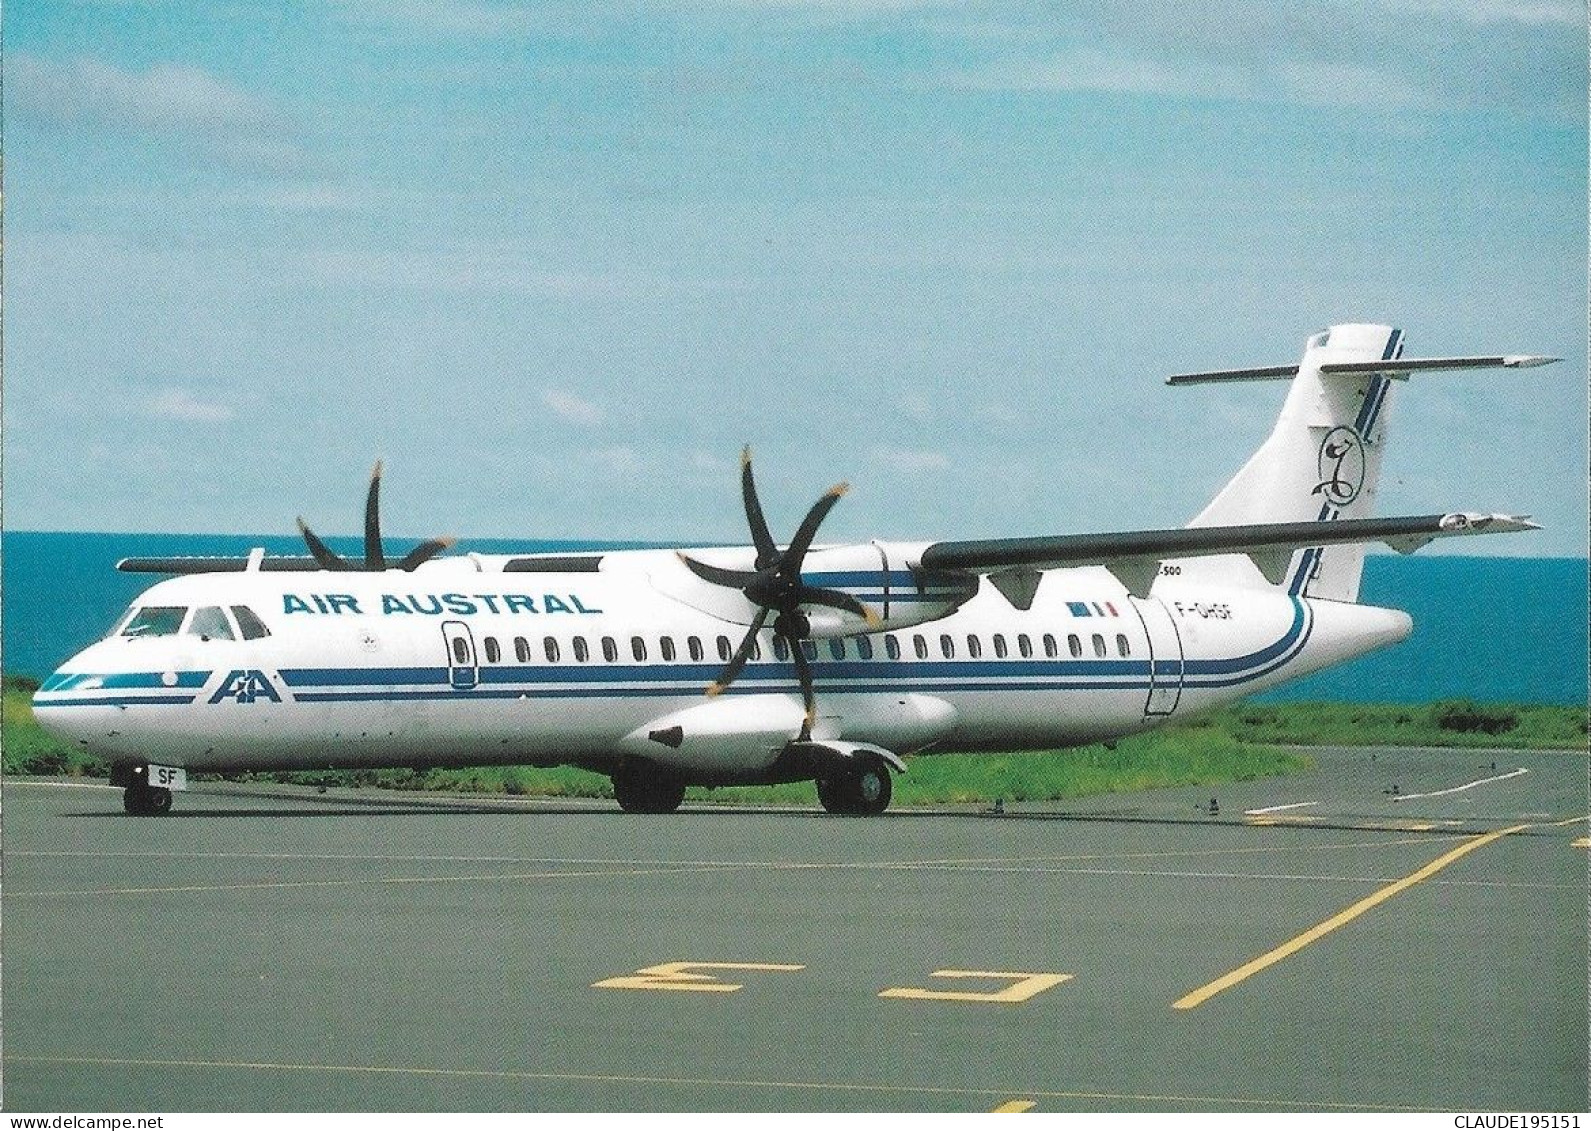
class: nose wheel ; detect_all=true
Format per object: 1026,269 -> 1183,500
123,784 -> 173,816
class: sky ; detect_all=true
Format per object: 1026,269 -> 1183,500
5,1 -> 1586,557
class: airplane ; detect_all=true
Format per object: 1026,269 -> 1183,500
32,323 -> 1557,817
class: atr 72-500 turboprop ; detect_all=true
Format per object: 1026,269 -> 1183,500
34,324 -> 1555,816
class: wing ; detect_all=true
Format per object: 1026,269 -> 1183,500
117,556 -> 325,574
919,512 -> 1539,599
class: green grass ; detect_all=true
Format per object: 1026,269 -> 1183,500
1191,701 -> 1587,751
5,672 -> 1581,807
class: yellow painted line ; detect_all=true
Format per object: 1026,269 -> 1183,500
593,961 -> 805,992
879,970 -> 1072,1004
1173,823 -> 1531,1010
7,863 -> 750,899
992,1099 -> 1037,1112
1,1054 -> 1433,1112
1572,837 -> 1589,849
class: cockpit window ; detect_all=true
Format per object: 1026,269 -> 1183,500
187,606 -> 236,641
121,606 -> 188,638
231,606 -> 271,640
106,607 -> 138,639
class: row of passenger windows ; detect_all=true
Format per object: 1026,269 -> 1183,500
116,604 -> 272,641
470,630 -> 1133,666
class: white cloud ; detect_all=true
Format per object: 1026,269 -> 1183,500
583,445 -> 643,474
1379,0 -> 1582,22
147,388 -> 235,423
9,54 -> 303,172
691,450 -> 735,474
874,447 -> 949,472
542,389 -> 604,425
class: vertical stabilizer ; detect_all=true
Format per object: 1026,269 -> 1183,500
1179,323 -> 1405,602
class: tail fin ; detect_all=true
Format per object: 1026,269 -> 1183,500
1178,323 -> 1405,601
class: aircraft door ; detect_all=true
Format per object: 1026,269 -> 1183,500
441,621 -> 479,690
1135,598 -> 1184,716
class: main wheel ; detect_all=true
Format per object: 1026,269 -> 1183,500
816,774 -> 851,814
817,757 -> 892,816
612,766 -> 687,814
123,785 -> 173,816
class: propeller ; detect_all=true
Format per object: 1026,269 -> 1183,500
678,447 -> 879,741
296,460 -> 456,572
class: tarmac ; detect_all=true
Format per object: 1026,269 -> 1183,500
4,743 -> 1586,1112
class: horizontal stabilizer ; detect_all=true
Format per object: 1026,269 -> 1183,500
1168,355 -> 1558,385
919,512 -> 1539,582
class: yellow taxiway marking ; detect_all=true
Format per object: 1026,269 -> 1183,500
1572,837 -> 1589,849
593,961 -> 805,993
2,1054 -> 1432,1112
879,970 -> 1072,1005
1173,823 -> 1532,1010
992,1099 -> 1037,1112
7,863 -> 751,899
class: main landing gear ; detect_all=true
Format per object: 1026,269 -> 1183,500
816,755 -> 892,816
123,784 -> 173,816
612,763 -> 687,814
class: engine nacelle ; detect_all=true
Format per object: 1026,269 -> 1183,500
796,542 -> 977,636
650,540 -> 976,637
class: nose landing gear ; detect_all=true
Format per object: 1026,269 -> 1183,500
123,784 -> 173,816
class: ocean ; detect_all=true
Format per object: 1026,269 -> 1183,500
2,531 -> 1585,705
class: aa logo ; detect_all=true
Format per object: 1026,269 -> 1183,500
209,669 -> 282,705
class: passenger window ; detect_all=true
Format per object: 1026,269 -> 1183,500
452,638 -> 470,664
993,634 -> 1008,659
688,636 -> 704,662
187,606 -> 235,641
800,640 -> 818,661
885,635 -> 901,661
631,636 -> 647,662
913,634 -> 928,660
1017,633 -> 1032,659
602,636 -> 618,662
717,635 -> 732,662
1069,634 -> 1083,658
545,636 -> 561,663
661,637 -> 676,662
774,636 -> 791,662
574,637 -> 590,662
484,637 -> 501,663
857,637 -> 874,660
122,606 -> 188,638
515,636 -> 531,663
1043,633 -> 1058,659
940,634 -> 955,659
966,635 -> 981,659
1116,633 -> 1131,657
231,606 -> 271,640
1092,633 -> 1107,658
830,639 -> 845,660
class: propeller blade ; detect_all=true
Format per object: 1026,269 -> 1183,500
789,634 -> 817,742
297,518 -> 352,571
677,551 -> 761,590
740,446 -> 779,570
781,482 -> 848,577
795,585 -> 881,626
396,536 -> 457,572
707,607 -> 769,696
364,460 -> 386,571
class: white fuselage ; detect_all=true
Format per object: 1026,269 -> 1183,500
33,548 -> 1411,784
